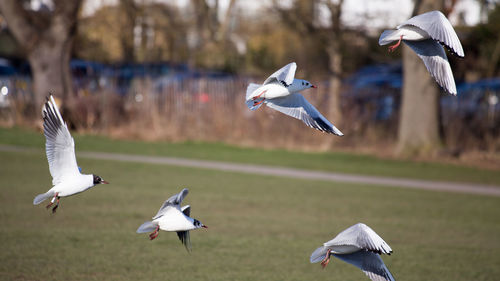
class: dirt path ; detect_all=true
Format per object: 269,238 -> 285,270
2,144 -> 499,197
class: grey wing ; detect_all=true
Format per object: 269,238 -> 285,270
176,204 -> 192,251
404,39 -> 457,95
181,205 -> 191,217
176,230 -> 192,252
265,93 -> 343,136
399,10 -> 464,57
152,188 -> 189,219
263,62 -> 297,86
326,223 -> 392,255
333,251 -> 395,281
43,95 -> 80,186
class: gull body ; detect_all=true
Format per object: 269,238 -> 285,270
310,223 -> 395,281
136,188 -> 207,251
245,62 -> 343,136
379,10 -> 464,95
33,95 -> 108,213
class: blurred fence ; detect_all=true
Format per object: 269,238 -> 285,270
1,74 -> 498,153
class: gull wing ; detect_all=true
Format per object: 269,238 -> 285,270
404,39 -> 457,95
176,230 -> 192,252
263,62 -> 297,87
333,250 -> 395,281
181,205 -> 191,217
176,205 -> 192,252
152,188 -> 189,220
43,95 -> 80,186
265,93 -> 343,136
325,223 -> 392,255
399,10 -> 464,57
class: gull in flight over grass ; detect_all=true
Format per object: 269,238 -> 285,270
310,223 -> 395,281
245,62 -> 343,136
379,10 -> 464,95
136,188 -> 207,252
33,95 -> 109,213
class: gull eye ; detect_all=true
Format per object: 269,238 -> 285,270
302,82 -> 304,85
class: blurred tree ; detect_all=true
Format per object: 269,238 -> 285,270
76,2 -> 190,63
274,0 -> 344,131
118,0 -> 138,62
397,0 -> 458,156
189,0 -> 242,71
0,0 -> 82,110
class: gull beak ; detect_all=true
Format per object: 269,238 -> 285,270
102,180 -> 109,184
202,225 -> 208,228
311,85 -> 317,89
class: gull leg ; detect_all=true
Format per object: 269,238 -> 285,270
252,90 -> 267,100
149,226 -> 160,240
52,196 -> 60,214
320,249 -> 332,269
46,192 -> 59,209
388,35 -> 403,52
253,98 -> 265,106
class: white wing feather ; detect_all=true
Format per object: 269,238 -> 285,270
404,39 -> 457,95
324,223 -> 392,255
42,95 -> 80,186
263,62 -> 297,86
333,251 -> 395,281
153,188 -> 189,220
398,10 -> 464,57
265,93 -> 343,136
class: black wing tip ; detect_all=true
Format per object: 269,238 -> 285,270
312,117 -> 344,136
176,231 -> 192,253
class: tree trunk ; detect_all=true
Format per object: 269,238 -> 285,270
0,0 -> 81,112
396,0 -> 443,156
28,37 -> 74,110
326,40 -> 343,127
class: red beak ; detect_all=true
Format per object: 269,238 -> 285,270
312,85 -> 317,88
102,180 -> 109,184
202,225 -> 208,228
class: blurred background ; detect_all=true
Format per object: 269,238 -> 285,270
0,0 -> 498,165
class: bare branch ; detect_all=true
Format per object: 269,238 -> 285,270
0,0 -> 38,51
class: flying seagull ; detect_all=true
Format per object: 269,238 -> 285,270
379,10 -> 464,95
245,62 -> 343,136
310,223 -> 395,281
33,95 -> 109,213
136,188 -> 207,252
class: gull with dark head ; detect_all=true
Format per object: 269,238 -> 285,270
33,95 -> 109,213
310,223 -> 395,281
136,188 -> 207,252
379,10 -> 464,95
245,62 -> 343,136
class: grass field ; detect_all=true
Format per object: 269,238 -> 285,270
1,145 -> 499,280
1,127 -> 500,186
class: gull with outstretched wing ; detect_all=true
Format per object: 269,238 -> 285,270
379,10 -> 464,95
245,62 -> 343,136
33,95 -> 109,213
136,188 -> 207,252
310,223 -> 395,281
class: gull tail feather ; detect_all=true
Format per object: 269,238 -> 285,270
310,246 -> 329,263
379,29 -> 401,46
33,190 -> 55,205
136,221 -> 157,233
245,83 -> 265,110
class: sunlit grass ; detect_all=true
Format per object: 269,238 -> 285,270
1,126 -> 499,186
0,150 -> 499,281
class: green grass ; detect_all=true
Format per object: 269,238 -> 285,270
0,150 -> 499,281
1,126 -> 500,186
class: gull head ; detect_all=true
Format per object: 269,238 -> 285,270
93,174 -> 109,185
194,219 -> 208,229
290,79 -> 317,92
